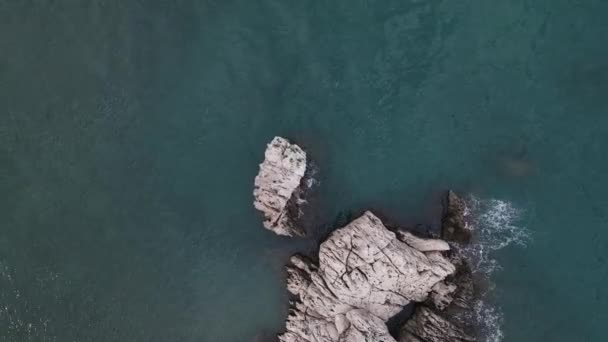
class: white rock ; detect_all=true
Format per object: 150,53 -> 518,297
279,211 -> 456,342
397,231 -> 451,252
253,137 -> 307,236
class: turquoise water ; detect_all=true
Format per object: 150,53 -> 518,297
1,1 -> 607,341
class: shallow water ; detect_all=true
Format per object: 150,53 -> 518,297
1,1 -> 608,341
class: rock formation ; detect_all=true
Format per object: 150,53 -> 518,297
279,211 -> 455,342
441,191 -> 471,244
252,139 -> 479,342
253,137 -> 308,236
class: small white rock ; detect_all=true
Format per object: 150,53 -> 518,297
253,137 -> 307,236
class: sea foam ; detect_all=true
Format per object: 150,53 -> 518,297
460,195 -> 531,342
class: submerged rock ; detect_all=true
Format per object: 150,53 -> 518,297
501,157 -> 535,177
253,137 -> 307,236
279,211 -> 455,342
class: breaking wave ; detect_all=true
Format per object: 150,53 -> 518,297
461,196 -> 531,274
471,298 -> 504,342
460,195 -> 531,342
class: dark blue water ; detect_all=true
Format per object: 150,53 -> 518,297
1,1 -> 607,341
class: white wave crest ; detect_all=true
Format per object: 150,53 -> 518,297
473,299 -> 504,342
461,196 -> 531,274
459,195 -> 531,342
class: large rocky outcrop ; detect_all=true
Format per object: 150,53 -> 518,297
251,138 -> 479,341
253,137 -> 307,236
279,211 -> 455,342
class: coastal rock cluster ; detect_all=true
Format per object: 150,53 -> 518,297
253,137 -> 477,342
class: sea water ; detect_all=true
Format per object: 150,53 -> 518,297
1,1 -> 607,341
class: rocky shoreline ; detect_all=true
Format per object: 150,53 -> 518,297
254,137 -> 478,342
